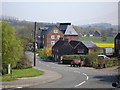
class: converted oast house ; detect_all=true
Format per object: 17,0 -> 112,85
37,23 -> 78,48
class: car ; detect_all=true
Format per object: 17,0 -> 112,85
97,55 -> 110,60
112,82 -> 120,90
71,60 -> 81,67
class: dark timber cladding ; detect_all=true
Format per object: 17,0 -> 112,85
114,33 -> 120,57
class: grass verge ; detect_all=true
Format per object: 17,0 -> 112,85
0,68 -> 44,82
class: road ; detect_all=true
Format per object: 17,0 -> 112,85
26,52 -> 118,89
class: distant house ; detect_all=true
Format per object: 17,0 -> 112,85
37,25 -> 64,48
114,33 -> 120,57
52,39 -> 102,61
94,31 -> 101,37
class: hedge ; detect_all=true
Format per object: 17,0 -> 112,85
63,55 -> 119,68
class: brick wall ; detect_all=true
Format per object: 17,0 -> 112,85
64,35 -> 78,41
45,27 -> 64,48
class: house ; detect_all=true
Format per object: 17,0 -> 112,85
94,31 -> 101,37
37,23 -> 78,48
52,39 -> 102,61
70,40 -> 102,55
114,33 -> 120,57
52,38 -> 73,61
37,25 -> 64,48
80,41 -> 102,54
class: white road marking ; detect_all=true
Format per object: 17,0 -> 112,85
74,72 -> 89,87
17,87 -> 22,88
83,73 -> 89,80
74,71 -> 80,73
75,81 -> 86,87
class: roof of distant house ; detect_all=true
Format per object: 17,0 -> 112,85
64,25 -> 78,36
81,41 -> 99,48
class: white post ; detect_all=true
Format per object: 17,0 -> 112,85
8,64 -> 11,74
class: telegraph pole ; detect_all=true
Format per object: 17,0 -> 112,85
34,22 -> 37,66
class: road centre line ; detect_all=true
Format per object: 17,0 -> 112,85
74,81 -> 86,87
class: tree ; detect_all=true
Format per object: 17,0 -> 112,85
2,21 -> 24,69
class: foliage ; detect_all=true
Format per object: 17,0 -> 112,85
105,60 -> 119,67
42,48 -> 52,57
2,21 -> 24,70
1,68 -> 44,82
15,55 -> 32,69
63,54 -> 98,67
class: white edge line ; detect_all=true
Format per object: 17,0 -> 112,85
75,81 -> 86,87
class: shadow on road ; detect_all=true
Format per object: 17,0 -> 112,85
93,75 -> 119,83
40,59 -> 54,62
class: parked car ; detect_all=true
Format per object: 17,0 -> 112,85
97,55 -> 110,60
112,82 -> 120,90
71,60 -> 81,67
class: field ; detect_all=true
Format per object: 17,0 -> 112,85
78,36 -> 114,43
95,43 -> 114,48
78,36 -> 114,48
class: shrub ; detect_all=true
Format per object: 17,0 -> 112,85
63,54 -> 99,67
15,55 -> 32,69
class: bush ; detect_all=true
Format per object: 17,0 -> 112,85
63,54 -> 99,67
105,60 -> 119,67
15,55 -> 32,69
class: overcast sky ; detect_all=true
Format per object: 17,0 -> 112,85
2,1 -> 118,25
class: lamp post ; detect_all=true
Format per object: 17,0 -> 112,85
34,22 -> 37,66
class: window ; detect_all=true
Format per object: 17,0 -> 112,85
51,41 -> 55,45
78,49 -> 84,53
51,35 -> 55,39
57,35 -> 60,39
54,30 -> 58,33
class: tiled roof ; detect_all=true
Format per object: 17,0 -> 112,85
64,25 -> 78,35
52,39 -> 66,48
44,25 -> 56,35
69,40 -> 80,48
81,41 -> 99,48
58,25 -> 68,34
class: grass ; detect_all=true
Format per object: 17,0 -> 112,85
78,36 -> 114,43
0,68 -> 44,82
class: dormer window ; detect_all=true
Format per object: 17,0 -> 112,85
54,30 -> 58,33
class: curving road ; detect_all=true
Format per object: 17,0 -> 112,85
26,52 -> 118,89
